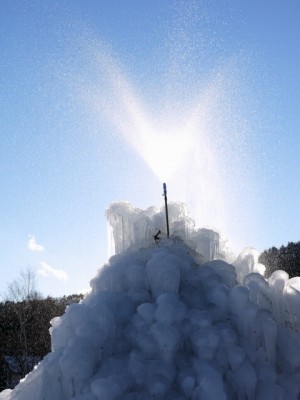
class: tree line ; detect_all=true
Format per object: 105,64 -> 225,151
0,268 -> 84,391
259,241 -> 300,279
0,294 -> 83,391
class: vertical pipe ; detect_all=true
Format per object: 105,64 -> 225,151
163,183 -> 170,238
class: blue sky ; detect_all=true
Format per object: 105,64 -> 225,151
0,0 -> 299,298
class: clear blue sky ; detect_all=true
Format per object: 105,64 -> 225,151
1,0 -> 299,298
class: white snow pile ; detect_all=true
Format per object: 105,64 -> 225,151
2,202 -> 300,400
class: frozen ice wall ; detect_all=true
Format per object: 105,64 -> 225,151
106,201 -> 221,262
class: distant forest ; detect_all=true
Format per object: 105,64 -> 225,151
259,241 -> 300,279
0,294 -> 83,390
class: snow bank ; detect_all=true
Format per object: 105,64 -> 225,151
3,202 -> 300,399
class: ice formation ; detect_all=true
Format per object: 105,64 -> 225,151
2,202 -> 300,400
106,202 -> 221,262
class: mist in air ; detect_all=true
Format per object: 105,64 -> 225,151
60,4 -> 260,254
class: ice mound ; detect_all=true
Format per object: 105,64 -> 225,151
3,202 -> 300,399
3,235 -> 300,400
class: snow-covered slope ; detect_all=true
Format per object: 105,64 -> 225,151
2,202 -> 300,400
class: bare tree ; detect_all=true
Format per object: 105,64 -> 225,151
7,267 -> 40,302
6,267 -> 42,376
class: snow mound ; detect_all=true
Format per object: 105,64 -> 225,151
3,235 -> 300,400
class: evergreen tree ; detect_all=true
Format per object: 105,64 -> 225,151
259,241 -> 300,278
0,294 -> 83,389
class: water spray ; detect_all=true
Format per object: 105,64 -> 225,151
163,183 -> 170,238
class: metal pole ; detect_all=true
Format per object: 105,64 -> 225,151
163,183 -> 170,238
